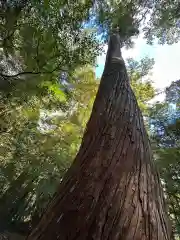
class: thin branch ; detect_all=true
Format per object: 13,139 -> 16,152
154,90 -> 165,96
0,66 -> 64,78
1,30 -> 15,43
35,38 -> 40,69
136,9 -> 149,26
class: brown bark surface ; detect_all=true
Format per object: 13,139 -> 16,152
27,34 -> 171,240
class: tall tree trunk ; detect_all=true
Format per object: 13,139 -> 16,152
27,34 -> 171,240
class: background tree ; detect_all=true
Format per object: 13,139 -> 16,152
149,80 -> 180,238
0,66 -> 98,234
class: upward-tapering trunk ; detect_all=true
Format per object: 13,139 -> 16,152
27,34 -> 171,240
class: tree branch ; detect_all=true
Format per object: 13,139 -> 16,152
0,66 -> 64,78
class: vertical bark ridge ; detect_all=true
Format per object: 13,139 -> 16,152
27,34 -> 171,240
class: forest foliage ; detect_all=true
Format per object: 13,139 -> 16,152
0,0 -> 180,238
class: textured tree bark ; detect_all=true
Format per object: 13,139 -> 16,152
27,34 -> 171,240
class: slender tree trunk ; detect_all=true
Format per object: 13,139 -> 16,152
27,34 -> 171,240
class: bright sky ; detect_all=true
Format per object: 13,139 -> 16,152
95,34 -> 180,102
